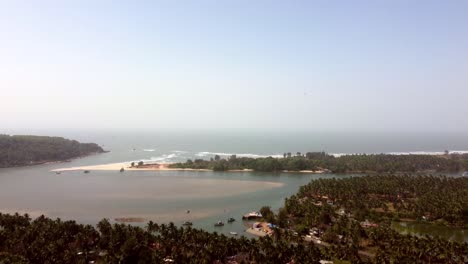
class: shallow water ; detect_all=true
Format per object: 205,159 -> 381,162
0,158 -> 346,237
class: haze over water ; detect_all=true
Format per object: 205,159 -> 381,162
7,130 -> 467,163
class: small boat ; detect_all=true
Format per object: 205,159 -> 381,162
214,221 -> 224,227
120,168 -> 125,172
84,170 -> 90,174
227,217 -> 236,223
229,232 -> 238,235
182,221 -> 193,226
55,171 -> 61,175
463,171 -> 468,177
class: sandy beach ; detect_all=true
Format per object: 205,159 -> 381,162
52,162 -> 210,172
52,162 -> 325,173
245,227 -> 268,237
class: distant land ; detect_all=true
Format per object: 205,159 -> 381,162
52,151 -> 468,175
0,135 -> 105,168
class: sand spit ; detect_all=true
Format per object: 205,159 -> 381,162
52,162 -> 209,172
52,162 -> 325,174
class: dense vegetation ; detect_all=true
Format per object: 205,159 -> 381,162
0,135 -> 105,168
169,152 -> 468,173
1,175 -> 467,263
289,174 -> 468,227
264,174 -> 468,263
0,213 -> 323,264
1,176 -> 467,263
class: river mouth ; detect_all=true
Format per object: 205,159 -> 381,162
0,164 -> 327,236
1,162 -> 467,242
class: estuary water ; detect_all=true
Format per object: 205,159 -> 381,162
0,131 -> 467,241
0,157 -> 346,238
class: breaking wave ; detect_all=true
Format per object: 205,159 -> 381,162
138,153 -> 182,163
143,149 -> 156,152
195,151 -> 283,158
172,150 -> 188,153
150,153 -> 178,162
331,150 -> 468,157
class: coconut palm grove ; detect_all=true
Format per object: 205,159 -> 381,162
1,173 -> 467,263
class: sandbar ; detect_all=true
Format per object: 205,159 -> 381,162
52,162 -> 210,172
52,162 -> 325,173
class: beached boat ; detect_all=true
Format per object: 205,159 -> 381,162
182,221 -> 193,226
227,217 -> 236,223
214,221 -> 224,227
229,232 -> 238,235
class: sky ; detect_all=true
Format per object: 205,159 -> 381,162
1,0 -> 468,133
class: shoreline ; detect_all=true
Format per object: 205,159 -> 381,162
50,162 -> 457,175
245,227 -> 268,237
52,162 -> 211,172
1,151 -> 107,169
52,162 -> 326,173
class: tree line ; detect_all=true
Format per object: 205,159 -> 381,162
1,175 -> 467,263
0,213 -> 324,264
169,152 -> 468,173
290,174 -> 468,227
0,135 -> 105,168
261,174 -> 468,263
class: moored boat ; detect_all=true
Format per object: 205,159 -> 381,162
182,221 -> 193,226
214,221 -> 224,227
227,217 -> 236,223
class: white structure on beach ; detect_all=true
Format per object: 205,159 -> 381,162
242,211 -> 263,219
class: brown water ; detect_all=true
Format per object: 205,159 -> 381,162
0,146 -> 466,241
0,158 -> 343,236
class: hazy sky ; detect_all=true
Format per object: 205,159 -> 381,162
1,1 -> 468,133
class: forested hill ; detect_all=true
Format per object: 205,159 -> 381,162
0,135 -> 105,168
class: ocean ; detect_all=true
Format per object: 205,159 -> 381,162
32,130 -> 468,165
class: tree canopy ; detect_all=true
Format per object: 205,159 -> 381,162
0,135 -> 105,168
0,213 -> 323,264
169,152 -> 468,173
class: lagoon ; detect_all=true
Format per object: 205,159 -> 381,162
0,157 -> 346,237
0,134 -> 466,241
